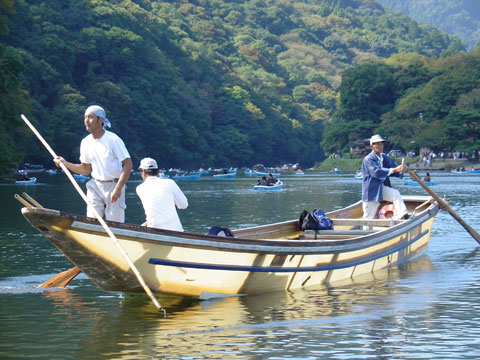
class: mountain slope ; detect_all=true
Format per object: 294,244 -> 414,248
0,0 -> 464,172
377,0 -> 480,50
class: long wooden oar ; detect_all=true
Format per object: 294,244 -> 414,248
407,169 -> 480,244
21,114 -> 165,314
13,193 -> 83,287
38,267 -> 82,288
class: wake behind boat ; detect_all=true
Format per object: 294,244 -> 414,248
19,194 -> 439,298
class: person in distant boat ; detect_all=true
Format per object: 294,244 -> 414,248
53,105 -> 132,222
267,173 -> 277,186
136,157 -> 188,231
16,170 -> 30,181
258,176 -> 268,185
424,172 -> 431,182
361,134 -> 409,220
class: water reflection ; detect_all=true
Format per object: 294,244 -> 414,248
64,256 -> 438,359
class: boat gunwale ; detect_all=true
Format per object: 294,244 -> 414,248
21,196 -> 439,255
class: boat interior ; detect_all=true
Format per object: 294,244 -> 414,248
231,197 -> 435,241
15,192 -> 435,243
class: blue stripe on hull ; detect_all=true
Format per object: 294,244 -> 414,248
148,229 -> 429,273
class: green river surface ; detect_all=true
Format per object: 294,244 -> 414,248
1,171 -> 480,359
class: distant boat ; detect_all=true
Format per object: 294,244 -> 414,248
354,171 -> 363,180
295,170 -> 304,175
190,169 -> 209,176
452,168 -> 480,174
254,171 -> 281,177
403,176 -> 434,186
15,177 -> 37,185
172,174 -> 201,180
331,168 -> 341,174
253,180 -> 283,191
213,172 -> 236,178
45,169 -> 58,175
73,174 -> 89,181
24,164 -> 45,173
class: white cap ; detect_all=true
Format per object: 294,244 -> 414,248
370,134 -> 385,145
139,157 -> 158,170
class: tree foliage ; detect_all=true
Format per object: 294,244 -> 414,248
324,51 -> 480,155
0,0 -> 465,173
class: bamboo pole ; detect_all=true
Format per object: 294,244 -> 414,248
405,165 -> 480,244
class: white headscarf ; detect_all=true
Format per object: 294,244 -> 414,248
85,105 -> 111,129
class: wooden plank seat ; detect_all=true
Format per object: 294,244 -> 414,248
299,229 -> 377,240
331,218 -> 401,227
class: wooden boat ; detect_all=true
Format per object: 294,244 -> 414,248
20,195 -> 439,298
15,177 -> 37,185
253,180 -> 283,191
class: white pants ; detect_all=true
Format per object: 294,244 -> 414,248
85,179 -> 126,222
362,185 -> 408,220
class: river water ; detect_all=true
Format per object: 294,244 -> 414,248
1,171 -> 480,359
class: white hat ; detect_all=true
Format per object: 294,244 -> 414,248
139,157 -> 158,170
370,134 -> 385,145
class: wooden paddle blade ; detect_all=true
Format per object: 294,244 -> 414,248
37,267 -> 82,288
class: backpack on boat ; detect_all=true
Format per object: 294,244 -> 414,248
298,209 -> 334,231
208,226 -> 234,237
312,208 -> 334,230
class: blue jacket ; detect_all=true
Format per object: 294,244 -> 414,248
361,151 -> 400,202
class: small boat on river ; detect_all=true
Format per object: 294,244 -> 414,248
253,180 -> 283,191
15,177 -> 37,185
213,172 -> 236,178
172,174 -> 201,180
451,168 -> 480,174
19,195 -> 439,298
73,174 -> 90,181
403,176 -> 434,186
253,170 -> 281,177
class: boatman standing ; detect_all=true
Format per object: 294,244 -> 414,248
54,105 -> 132,222
361,134 -> 409,220
136,157 -> 188,231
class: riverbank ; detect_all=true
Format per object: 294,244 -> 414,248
312,157 -> 480,173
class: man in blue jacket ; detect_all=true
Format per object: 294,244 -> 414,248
361,134 -> 409,219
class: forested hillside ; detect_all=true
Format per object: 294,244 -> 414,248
321,48 -> 480,157
0,0 -> 464,174
377,0 -> 480,50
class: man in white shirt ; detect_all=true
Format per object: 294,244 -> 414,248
54,105 -> 132,222
361,134 -> 409,220
136,157 -> 188,231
